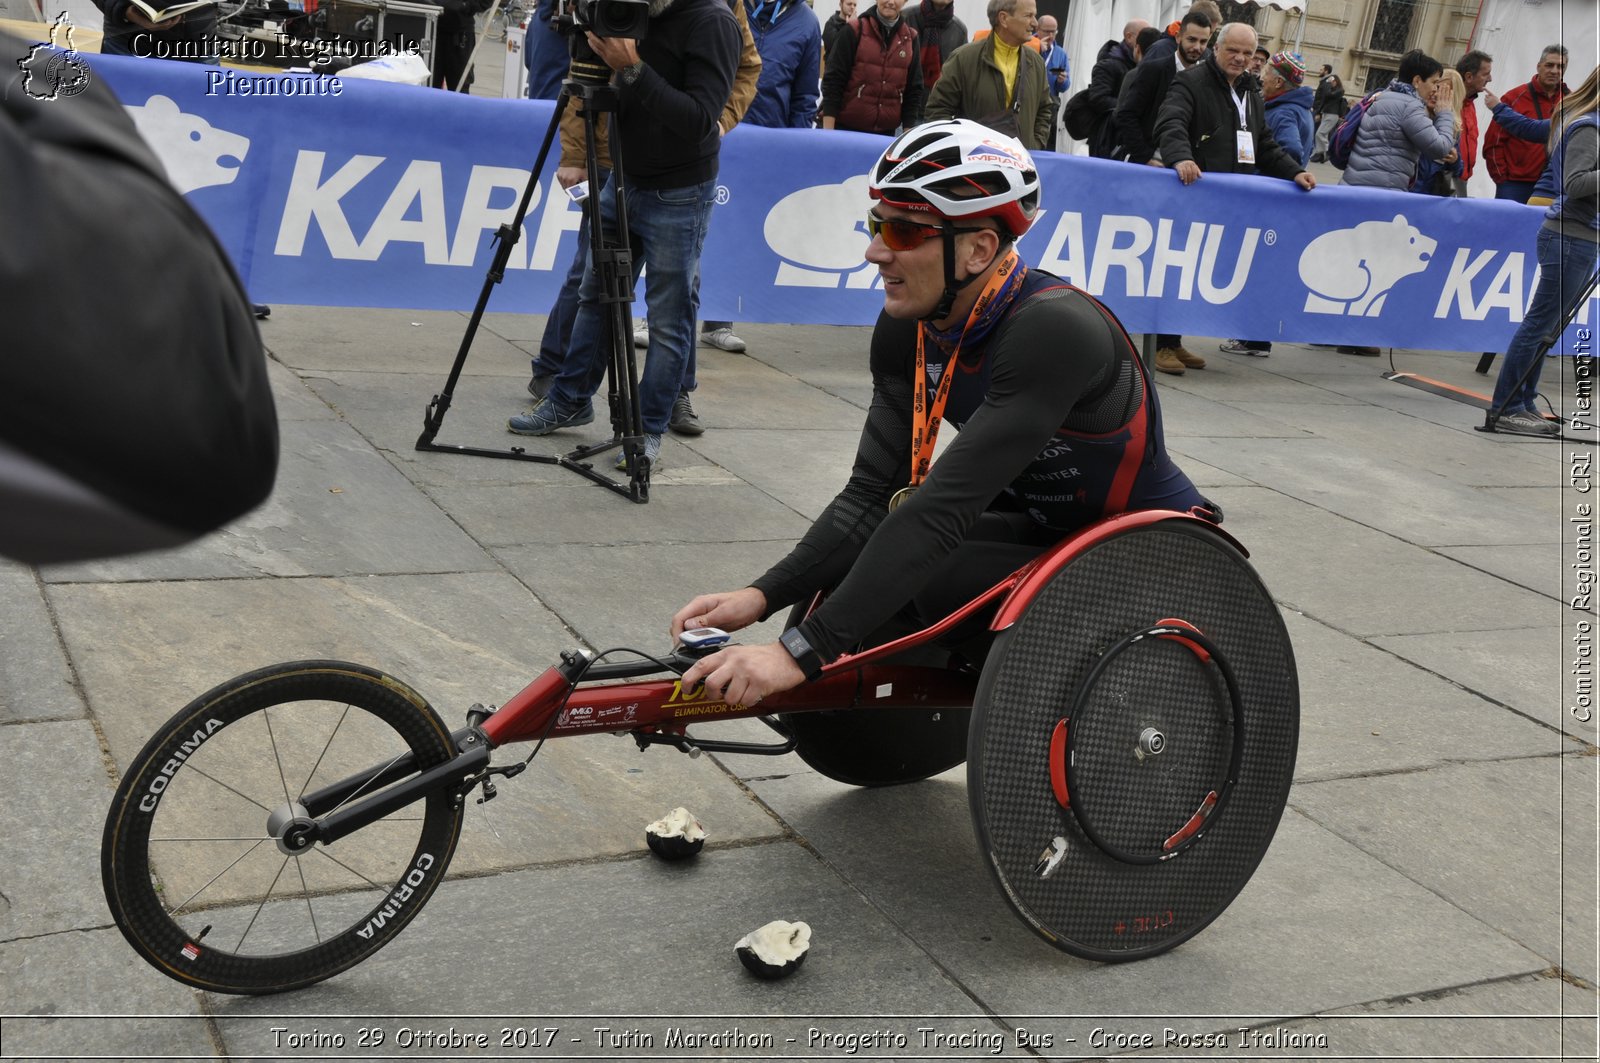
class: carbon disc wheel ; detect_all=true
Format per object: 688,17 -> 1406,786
969,519 -> 1298,961
101,662 -> 465,994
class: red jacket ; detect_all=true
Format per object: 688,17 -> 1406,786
1460,98 -> 1479,181
1483,78 -> 1566,185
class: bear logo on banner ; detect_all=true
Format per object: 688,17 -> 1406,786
123,94 -> 251,195
763,175 -> 879,289
1298,214 -> 1437,317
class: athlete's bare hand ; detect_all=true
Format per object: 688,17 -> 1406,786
670,587 -> 766,641
679,642 -> 805,707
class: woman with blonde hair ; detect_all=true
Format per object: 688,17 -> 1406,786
1488,66 -> 1599,435
1413,67 -> 1466,195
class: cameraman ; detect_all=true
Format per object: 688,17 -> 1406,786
508,0 -> 741,471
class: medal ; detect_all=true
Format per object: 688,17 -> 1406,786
887,486 -> 917,511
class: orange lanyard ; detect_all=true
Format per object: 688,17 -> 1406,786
891,250 -> 1024,511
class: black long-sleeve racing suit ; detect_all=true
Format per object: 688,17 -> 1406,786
751,267 -> 1206,663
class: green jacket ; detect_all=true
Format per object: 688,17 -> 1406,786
924,35 -> 1053,151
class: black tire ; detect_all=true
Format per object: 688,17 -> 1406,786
968,519 -> 1298,962
777,602 -> 971,787
102,662 -> 465,994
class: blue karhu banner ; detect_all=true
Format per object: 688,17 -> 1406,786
85,50 -> 1598,356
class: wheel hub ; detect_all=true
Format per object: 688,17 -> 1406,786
267,801 -> 316,855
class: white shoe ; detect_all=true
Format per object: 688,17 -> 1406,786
701,326 -> 747,353
633,320 -> 649,349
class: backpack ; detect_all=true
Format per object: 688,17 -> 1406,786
1062,88 -> 1097,141
1327,90 -> 1382,169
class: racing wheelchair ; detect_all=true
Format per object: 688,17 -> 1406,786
101,509 -> 1298,994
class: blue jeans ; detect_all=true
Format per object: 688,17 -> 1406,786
1492,227 -> 1600,414
547,175 -> 715,434
532,168 -> 611,381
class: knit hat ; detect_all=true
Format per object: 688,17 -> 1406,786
1269,51 -> 1306,86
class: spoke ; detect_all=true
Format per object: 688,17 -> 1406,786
296,703 -> 353,802
293,856 -> 322,944
181,764 -> 274,814
151,837 -> 272,843
308,846 -> 389,892
167,839 -> 268,917
324,750 -> 411,818
235,854 -> 293,953
261,707 -> 295,810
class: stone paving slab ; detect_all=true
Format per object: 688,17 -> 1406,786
1372,626 -> 1588,742
674,428 -> 860,520
1102,971 -> 1594,1062
266,359 -> 342,423
1438,542 -> 1565,599
1282,609 -> 1559,781
304,370 -> 604,486
429,481 -> 810,549
1210,400 -> 1567,489
0,564 -> 82,724
1208,486 -> 1557,636
745,772 -> 1545,1018
0,929 -> 214,1059
1177,437 -> 1559,548
1289,756 -> 1599,985
204,843 -> 994,1041
0,720 -> 117,938
38,418 -> 495,584
262,308 -> 529,376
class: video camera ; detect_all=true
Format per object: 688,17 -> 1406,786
555,0 -> 649,84
568,0 -> 649,39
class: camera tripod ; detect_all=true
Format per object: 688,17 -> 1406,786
416,77 -> 651,501
1477,265 -> 1599,442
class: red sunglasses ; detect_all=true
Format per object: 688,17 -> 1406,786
866,210 -> 986,251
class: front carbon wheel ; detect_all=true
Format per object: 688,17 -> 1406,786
102,662 -> 465,994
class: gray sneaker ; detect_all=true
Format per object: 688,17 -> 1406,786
615,433 -> 663,471
1495,409 -> 1558,436
507,397 -> 594,435
633,320 -> 649,349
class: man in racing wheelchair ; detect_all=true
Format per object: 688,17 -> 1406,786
672,119 -> 1212,782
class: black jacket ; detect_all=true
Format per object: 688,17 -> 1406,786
617,0 -> 742,188
1311,73 -> 1347,119
1112,48 -> 1183,163
1155,55 -> 1302,178
1084,38 -> 1135,157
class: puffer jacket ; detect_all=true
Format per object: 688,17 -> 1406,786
1263,84 -> 1315,167
1342,81 -> 1455,191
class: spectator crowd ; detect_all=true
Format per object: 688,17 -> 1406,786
505,0 -> 1594,446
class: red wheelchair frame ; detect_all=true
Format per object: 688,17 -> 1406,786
102,508 -> 1282,996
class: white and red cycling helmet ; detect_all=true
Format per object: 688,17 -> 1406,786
869,119 -> 1042,240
